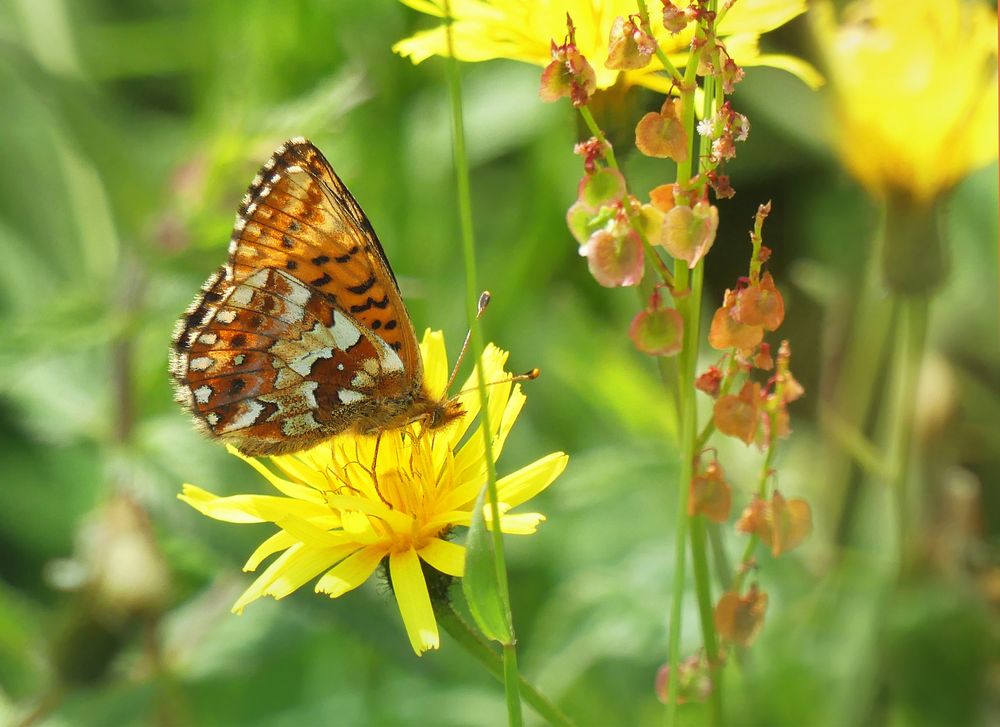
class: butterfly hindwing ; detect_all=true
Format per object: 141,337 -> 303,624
171,265 -> 416,455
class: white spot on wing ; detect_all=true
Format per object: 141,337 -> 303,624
281,274 -> 312,309
351,371 -> 376,389
233,353 -> 246,366
198,333 -> 218,345
228,285 -> 254,308
190,356 -> 214,372
281,412 -> 321,436
338,389 -> 366,404
289,346 -> 333,376
219,399 -> 265,432
243,269 -> 271,288
194,385 -> 212,404
206,412 -> 220,426
274,367 -> 301,389
329,311 -> 362,351
216,309 -> 237,324
377,339 -> 404,374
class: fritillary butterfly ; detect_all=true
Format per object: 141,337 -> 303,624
169,138 -> 463,456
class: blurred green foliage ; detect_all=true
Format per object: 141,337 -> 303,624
0,1 -> 997,725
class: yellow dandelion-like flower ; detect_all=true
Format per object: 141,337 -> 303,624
179,330 -> 567,655
814,0 -> 999,202
393,0 -> 822,91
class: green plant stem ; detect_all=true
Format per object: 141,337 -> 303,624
689,515 -> 722,724
579,106 -> 619,171
444,5 -> 521,725
439,605 -> 575,727
733,415 -> 779,592
707,522 -> 732,590
886,294 -> 929,571
666,261 -> 703,725
635,0 -> 684,83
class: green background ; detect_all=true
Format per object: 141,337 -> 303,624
0,1 -> 997,725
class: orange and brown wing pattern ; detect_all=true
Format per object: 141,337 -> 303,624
225,138 -> 422,380
170,266 -> 414,455
169,138 -> 428,456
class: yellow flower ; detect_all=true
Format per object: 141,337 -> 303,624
179,330 -> 567,655
814,0 -> 999,202
393,0 -> 822,91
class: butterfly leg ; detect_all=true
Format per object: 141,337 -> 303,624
369,432 -> 391,508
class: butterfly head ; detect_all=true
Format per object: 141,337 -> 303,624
424,395 -> 466,431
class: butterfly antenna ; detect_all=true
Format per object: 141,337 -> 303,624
446,291 -> 491,393
454,368 -> 540,398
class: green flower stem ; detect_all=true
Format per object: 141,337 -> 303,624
733,410 -> 779,592
707,521 -> 732,591
885,294 -> 929,571
666,260 -> 703,725
439,604 -> 576,727
636,0 -> 684,84
823,218 -> 893,545
664,10 -> 709,716
443,5 -> 521,725
689,514 -> 723,724
578,106 -> 619,171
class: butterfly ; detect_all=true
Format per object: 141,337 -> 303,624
169,138 -> 464,456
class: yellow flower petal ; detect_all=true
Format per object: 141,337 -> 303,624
717,0 -> 806,35
498,512 -> 547,534
244,530 -> 297,571
179,485 -> 332,524
226,445 -> 325,502
390,549 -> 440,655
814,0 -> 998,200
315,545 -> 387,598
394,0 -> 816,88
179,484 -> 263,523
418,537 -> 466,577
419,328 -> 450,400
233,542 -> 359,613
496,451 -> 568,508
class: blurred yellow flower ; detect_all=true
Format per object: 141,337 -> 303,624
815,0 -> 999,202
394,0 -> 822,92
180,330 -> 567,655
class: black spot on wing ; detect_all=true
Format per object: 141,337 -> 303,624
347,275 -> 376,295
349,295 -> 389,314
311,273 -> 332,287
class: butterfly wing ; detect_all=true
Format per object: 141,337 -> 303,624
170,138 -> 423,455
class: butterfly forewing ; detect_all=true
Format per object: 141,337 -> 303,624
170,138 -> 431,455
228,140 -> 421,375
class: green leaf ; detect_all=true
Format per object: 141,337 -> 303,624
461,485 -> 513,644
